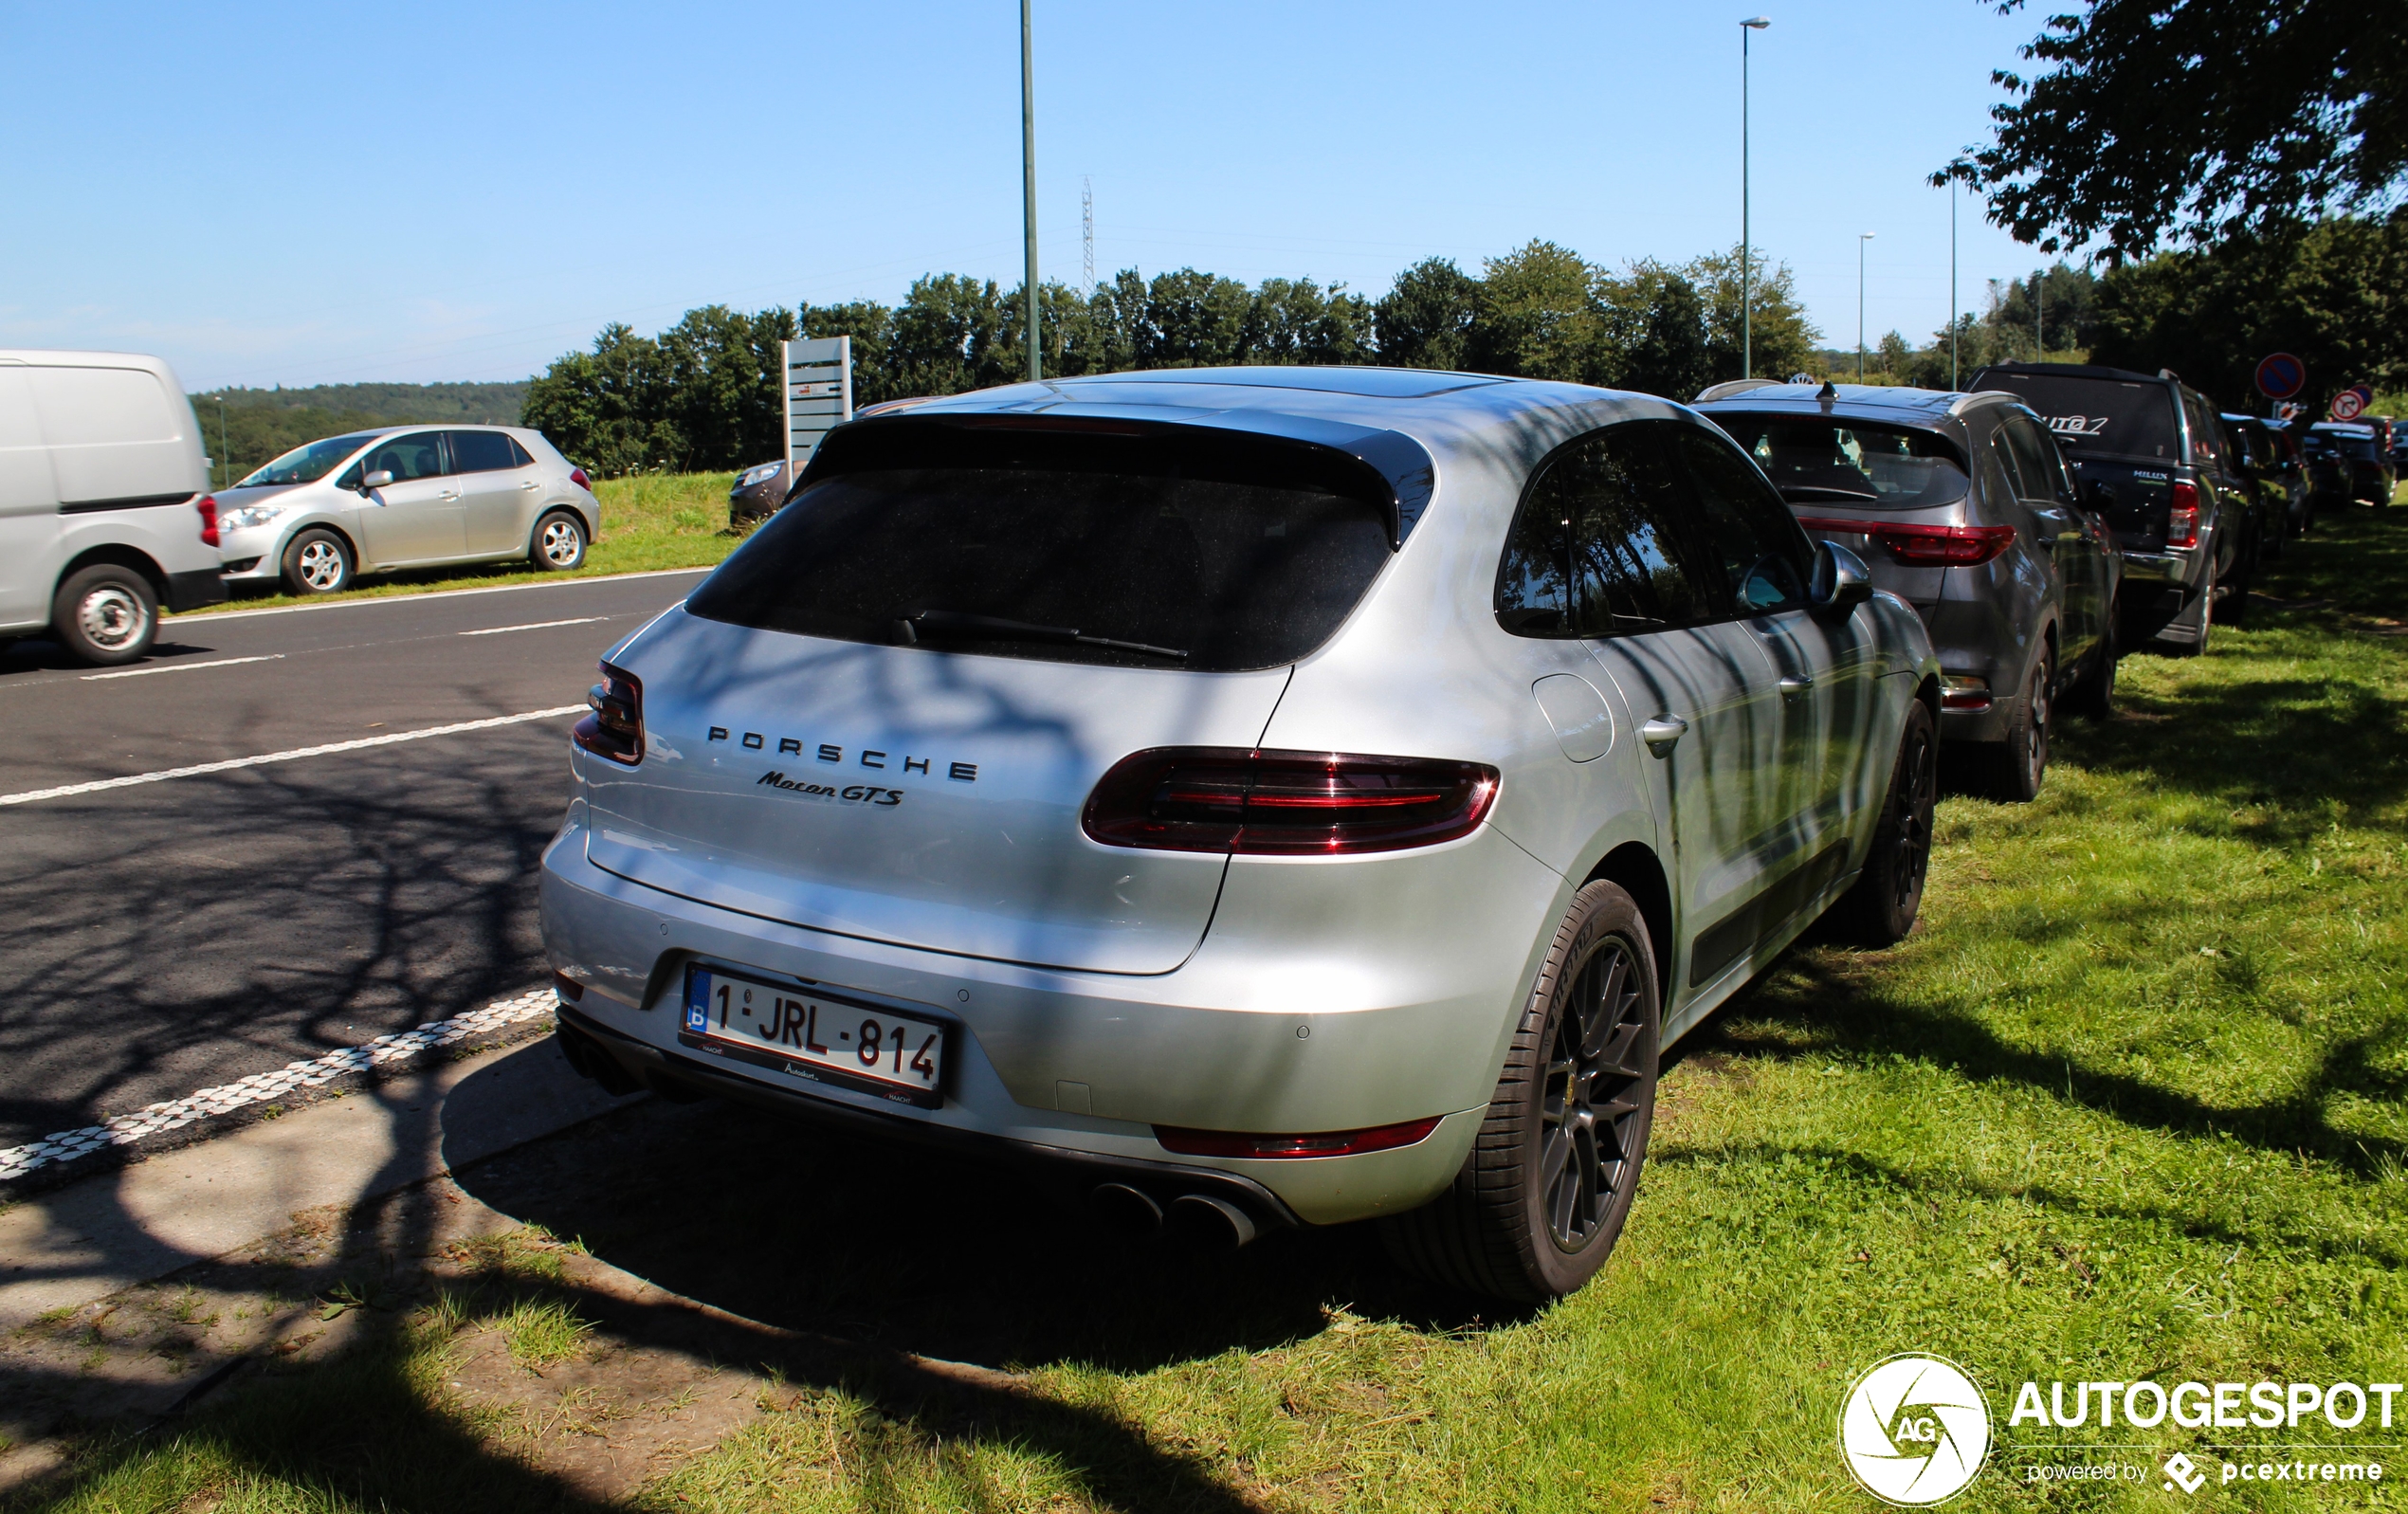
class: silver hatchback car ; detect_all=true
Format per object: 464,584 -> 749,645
539,368 -> 1941,1302
215,425 -> 600,595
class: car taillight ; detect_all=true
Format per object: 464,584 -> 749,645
1083,748 -> 1500,856
2165,481 -> 2199,548
569,466 -> 593,492
1154,1116 -> 1442,1159
195,494 -> 219,548
1795,517 -> 2016,567
571,661 -> 643,765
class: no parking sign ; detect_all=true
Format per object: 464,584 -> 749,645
2255,353 -> 2306,400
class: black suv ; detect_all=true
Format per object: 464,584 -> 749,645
1970,363 -> 2252,651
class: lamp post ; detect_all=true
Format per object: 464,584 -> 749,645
216,395 -> 230,488
1948,177 -> 1959,391
1020,0 -> 1040,381
1857,232 -> 1875,381
1740,16 -> 1770,381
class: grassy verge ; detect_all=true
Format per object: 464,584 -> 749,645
172,472 -> 744,617
17,507 -> 2407,1512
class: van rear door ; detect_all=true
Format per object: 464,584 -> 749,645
0,368 -> 59,629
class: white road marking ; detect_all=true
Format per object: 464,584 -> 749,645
458,617 -> 608,636
80,653 -> 285,682
173,566 -> 709,623
0,705 -> 584,808
0,988 -> 559,1182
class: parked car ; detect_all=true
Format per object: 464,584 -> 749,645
1695,381 -> 2118,800
2222,412 -> 2301,555
729,460 -> 790,527
2306,422 -> 2396,506
0,348 -> 226,666
1969,362 -> 2245,649
539,366 -> 1942,1303
214,426 -> 600,595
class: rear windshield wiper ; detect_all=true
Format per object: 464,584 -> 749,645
889,609 -> 1189,662
1777,484 -> 1882,502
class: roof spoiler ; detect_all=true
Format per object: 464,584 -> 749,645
1692,378 -> 1782,403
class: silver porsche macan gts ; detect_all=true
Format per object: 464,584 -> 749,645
538,366 -> 1942,1302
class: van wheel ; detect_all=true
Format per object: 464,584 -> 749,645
532,511 -> 587,570
283,530 -> 353,594
52,565 -> 158,666
1836,698 -> 1938,945
1379,880 -> 1658,1303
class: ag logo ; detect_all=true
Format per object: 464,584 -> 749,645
1839,1354 -> 1991,1505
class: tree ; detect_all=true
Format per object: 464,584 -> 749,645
1683,246 -> 1815,385
1374,258 -> 1481,371
656,305 -> 797,469
1468,241 -> 1608,383
522,322 -> 681,476
1597,263 -> 1712,399
1949,0 -> 2408,259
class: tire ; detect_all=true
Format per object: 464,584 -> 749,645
282,529 -> 353,595
2061,606 -> 2118,720
531,510 -> 588,570
1835,697 -> 1938,945
1379,880 -> 1659,1303
1988,647 -> 2052,802
51,564 -> 157,666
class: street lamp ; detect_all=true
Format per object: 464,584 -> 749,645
1740,16 -> 1770,381
1857,231 -> 1875,381
1020,0 -> 1041,381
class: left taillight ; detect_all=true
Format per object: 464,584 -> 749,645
195,494 -> 219,548
1797,517 -> 2017,568
572,661 -> 643,765
1083,747 -> 1500,856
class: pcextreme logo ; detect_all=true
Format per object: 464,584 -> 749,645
1839,1354 -> 1993,1505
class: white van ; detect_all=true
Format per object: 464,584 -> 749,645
0,350 -> 226,665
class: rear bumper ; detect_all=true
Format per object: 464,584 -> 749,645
537,817 -> 1554,1225
163,567 -> 227,613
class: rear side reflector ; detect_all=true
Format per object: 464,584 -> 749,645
1083,748 -> 1500,855
1797,517 -> 2016,567
1155,1116 -> 1443,1159
572,661 -> 644,765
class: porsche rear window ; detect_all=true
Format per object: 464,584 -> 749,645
684,423 -> 1396,672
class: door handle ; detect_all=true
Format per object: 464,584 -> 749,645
438,488 -> 460,500
520,480 -> 539,490
1779,675 -> 1813,696
1639,715 -> 1687,757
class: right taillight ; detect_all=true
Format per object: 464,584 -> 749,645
1796,517 -> 2017,567
569,466 -> 593,493
2165,480 -> 2200,548
1083,748 -> 1500,856
572,661 -> 643,765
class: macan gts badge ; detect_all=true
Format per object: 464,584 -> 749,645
540,365 -> 1942,1304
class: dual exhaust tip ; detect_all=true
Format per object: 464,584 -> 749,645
1088,1181 -> 1259,1250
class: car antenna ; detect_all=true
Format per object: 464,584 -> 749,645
1817,379 -> 1837,399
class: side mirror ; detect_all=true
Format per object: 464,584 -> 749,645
361,469 -> 393,491
1810,540 -> 1872,614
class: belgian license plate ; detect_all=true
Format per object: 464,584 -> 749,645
681,965 -> 947,1107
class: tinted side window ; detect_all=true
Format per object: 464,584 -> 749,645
1670,427 -> 1811,614
448,430 -> 520,473
2002,418 -> 2065,502
362,431 -> 447,482
1498,423 -> 1718,637
2182,392 -> 2223,466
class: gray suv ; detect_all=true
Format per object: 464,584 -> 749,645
1697,382 -> 2118,800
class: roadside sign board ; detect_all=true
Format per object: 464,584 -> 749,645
2330,386 -> 2371,422
783,336 -> 853,473
2254,353 -> 2306,400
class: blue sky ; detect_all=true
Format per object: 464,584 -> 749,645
0,1 -> 2063,391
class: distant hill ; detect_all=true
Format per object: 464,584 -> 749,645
188,380 -> 535,487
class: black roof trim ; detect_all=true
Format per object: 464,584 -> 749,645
1971,360 -> 2171,387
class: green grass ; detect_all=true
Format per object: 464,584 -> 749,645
16,508 -> 2408,1513
172,471 -> 744,618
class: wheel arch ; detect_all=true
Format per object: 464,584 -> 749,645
56,544 -> 169,604
1582,841 -> 1673,1005
285,520 -> 366,571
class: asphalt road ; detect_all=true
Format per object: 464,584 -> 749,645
0,570 -> 710,1149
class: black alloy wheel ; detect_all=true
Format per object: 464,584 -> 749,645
1837,697 -> 1938,945
1380,880 -> 1661,1302
1538,933 -> 1653,1252
1991,648 -> 2052,802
